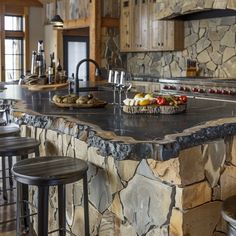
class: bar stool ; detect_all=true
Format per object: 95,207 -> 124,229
0,135 -> 39,201
221,195 -> 236,236
0,124 -> 21,200
12,156 -> 89,236
0,136 -> 40,231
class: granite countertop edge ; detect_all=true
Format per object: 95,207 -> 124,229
11,107 -> 236,162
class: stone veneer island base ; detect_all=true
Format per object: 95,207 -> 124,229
15,114 -> 236,236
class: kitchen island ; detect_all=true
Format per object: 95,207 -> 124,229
2,84 -> 236,235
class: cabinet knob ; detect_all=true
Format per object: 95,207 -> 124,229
161,42 -> 164,46
158,43 -> 160,46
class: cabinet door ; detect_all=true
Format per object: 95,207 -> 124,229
120,0 -> 132,52
149,0 -> 184,51
132,0 -> 149,51
139,0 -> 149,50
149,0 -> 164,50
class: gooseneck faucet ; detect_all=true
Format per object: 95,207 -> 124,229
74,58 -> 101,95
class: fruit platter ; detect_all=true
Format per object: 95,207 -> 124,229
123,93 -> 187,115
52,94 -> 107,108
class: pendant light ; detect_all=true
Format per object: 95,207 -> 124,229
51,0 -> 64,28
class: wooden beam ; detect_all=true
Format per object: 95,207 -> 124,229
89,0 -> 101,81
1,0 -> 43,7
101,17 -> 120,28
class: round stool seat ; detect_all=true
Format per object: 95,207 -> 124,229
13,156 -> 89,236
0,136 -> 40,156
0,123 -> 20,137
12,156 -> 88,186
222,195 -> 236,227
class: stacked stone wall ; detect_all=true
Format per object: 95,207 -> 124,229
19,124 -> 236,236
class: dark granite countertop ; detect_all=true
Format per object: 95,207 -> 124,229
1,84 -> 236,160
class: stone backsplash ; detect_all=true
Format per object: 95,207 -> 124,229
101,27 -> 123,69
20,123 -> 236,236
127,16 -> 236,78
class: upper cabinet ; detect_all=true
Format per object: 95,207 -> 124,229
132,0 -> 149,51
120,0 -> 132,51
120,0 -> 184,52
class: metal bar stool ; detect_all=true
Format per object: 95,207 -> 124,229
0,124 -> 21,200
0,136 -> 40,230
222,195 -> 236,236
12,156 -> 89,236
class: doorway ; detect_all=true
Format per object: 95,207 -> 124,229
63,28 -> 89,81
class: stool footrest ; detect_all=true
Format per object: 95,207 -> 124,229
0,186 -> 16,192
0,212 -> 37,225
48,228 -> 77,236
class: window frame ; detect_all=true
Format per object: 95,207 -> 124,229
0,5 -> 29,82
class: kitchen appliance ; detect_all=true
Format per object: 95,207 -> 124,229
159,77 -> 236,102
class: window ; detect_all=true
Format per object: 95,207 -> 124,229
4,15 -> 24,81
5,38 -> 24,81
4,16 -> 23,31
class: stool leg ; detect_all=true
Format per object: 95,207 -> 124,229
21,155 -> 30,233
2,156 -> 7,201
4,110 -> 7,124
22,184 -> 30,233
16,182 -> 22,236
38,186 -> 49,236
58,184 -> 66,236
83,173 -> 90,236
8,156 -> 13,189
35,146 -> 40,157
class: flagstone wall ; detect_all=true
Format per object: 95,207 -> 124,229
19,121 -> 236,236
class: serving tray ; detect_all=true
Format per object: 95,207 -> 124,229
123,104 -> 187,115
23,83 -> 68,91
52,100 -> 107,108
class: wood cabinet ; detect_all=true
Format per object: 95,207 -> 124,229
120,0 -> 132,51
149,0 -> 184,51
132,0 -> 149,51
120,0 -> 184,52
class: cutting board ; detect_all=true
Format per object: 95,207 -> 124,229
52,101 -> 107,108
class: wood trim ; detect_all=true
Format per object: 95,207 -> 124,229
0,5 -> 6,82
101,17 -> 119,28
56,29 -> 63,69
89,0 -> 101,81
5,31 -> 25,38
63,18 -> 90,29
5,5 -> 25,15
63,28 -> 89,37
24,7 -> 30,73
1,0 -> 43,7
